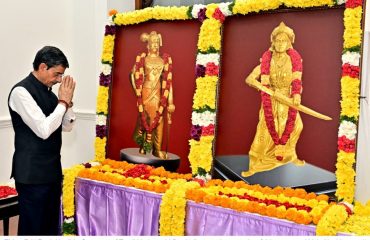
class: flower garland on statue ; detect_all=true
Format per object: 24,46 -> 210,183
259,48 -> 302,160
132,52 -> 173,152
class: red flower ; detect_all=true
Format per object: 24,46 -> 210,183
291,79 -> 302,95
212,8 -> 225,23
123,164 -> 152,178
193,178 -> 205,187
0,186 -> 17,199
346,0 -> 363,8
205,62 -> 219,76
338,136 -> 356,152
201,124 -> 215,136
342,63 -> 360,78
287,48 -> 303,72
261,51 -> 272,75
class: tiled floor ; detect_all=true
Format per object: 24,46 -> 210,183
0,216 -> 18,236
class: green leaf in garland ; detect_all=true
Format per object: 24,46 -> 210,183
340,116 -> 358,124
187,6 -> 194,19
63,222 -> 76,235
229,1 -> 236,13
193,105 -> 216,113
343,46 -> 361,54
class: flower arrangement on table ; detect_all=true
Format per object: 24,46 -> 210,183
187,179 -> 330,225
0,186 -> 17,199
83,0 -> 365,236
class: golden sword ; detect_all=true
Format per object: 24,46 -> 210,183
247,80 -> 332,121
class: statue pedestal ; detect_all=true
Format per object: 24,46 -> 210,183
214,155 -> 336,195
120,148 -> 180,172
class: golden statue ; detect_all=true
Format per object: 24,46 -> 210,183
130,31 -> 175,159
242,22 -> 307,177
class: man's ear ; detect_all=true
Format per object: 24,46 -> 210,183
39,63 -> 48,71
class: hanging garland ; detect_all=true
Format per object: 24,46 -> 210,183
259,48 -> 303,160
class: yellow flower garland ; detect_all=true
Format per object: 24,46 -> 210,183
94,137 -> 107,162
316,204 -> 348,236
159,179 -> 200,235
192,76 -> 218,109
101,35 -> 115,63
96,86 -> 109,114
62,164 -> 85,217
343,7 -> 363,49
197,19 -> 222,52
188,136 -> 214,175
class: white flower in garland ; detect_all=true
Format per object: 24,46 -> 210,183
90,161 -> 101,167
107,15 -> 114,26
191,4 -> 206,19
218,2 -> 232,17
336,0 -> 346,5
342,51 -> 361,66
101,63 -> 112,76
101,63 -> 112,75
64,217 -> 74,224
338,120 -> 357,140
196,53 -> 220,66
192,111 -> 216,126
96,114 -> 107,126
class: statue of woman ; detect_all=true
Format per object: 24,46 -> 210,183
130,31 -> 175,159
242,22 -> 305,177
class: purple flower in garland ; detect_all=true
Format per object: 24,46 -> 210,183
96,125 -> 107,138
105,25 -> 117,35
99,73 -> 112,86
190,125 -> 202,141
195,64 -> 206,78
198,8 -> 206,23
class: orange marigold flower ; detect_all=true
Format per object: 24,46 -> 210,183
266,205 -> 277,217
284,188 -> 296,197
272,186 -> 284,195
223,180 -> 234,188
220,198 -> 231,209
108,9 -> 118,16
294,188 -> 307,198
286,208 -> 298,222
316,194 -> 329,202
205,179 -> 223,187
305,192 -> 317,200
234,181 -> 248,189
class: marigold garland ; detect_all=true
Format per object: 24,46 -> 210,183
159,180 -> 200,235
335,0 -> 363,204
316,204 -> 349,235
62,164 -> 86,235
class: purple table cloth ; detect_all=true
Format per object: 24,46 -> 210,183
75,178 -> 319,236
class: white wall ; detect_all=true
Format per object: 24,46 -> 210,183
355,3 -> 370,203
0,0 -> 134,184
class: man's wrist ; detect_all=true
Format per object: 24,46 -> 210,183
58,99 -> 69,109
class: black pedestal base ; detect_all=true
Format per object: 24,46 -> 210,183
214,155 -> 336,194
120,148 -> 180,172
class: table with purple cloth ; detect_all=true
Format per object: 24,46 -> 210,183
74,177 -> 327,236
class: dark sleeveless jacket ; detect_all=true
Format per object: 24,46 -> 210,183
8,73 -> 62,184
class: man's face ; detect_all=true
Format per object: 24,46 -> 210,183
40,64 -> 66,87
